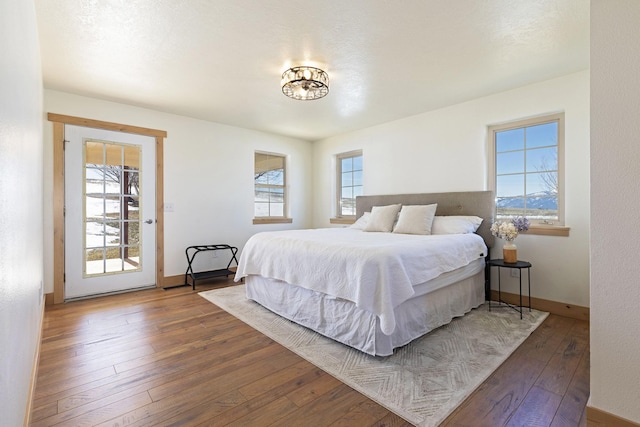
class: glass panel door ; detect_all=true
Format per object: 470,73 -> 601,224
64,125 -> 156,300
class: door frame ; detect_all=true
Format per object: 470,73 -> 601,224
49,113 -> 166,304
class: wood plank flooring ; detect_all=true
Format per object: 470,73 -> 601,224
32,278 -> 589,426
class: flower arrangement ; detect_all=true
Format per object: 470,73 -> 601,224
491,216 -> 530,241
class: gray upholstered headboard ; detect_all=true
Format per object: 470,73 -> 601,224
355,191 -> 495,248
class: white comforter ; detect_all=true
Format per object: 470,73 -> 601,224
234,228 -> 487,335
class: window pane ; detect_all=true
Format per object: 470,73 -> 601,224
353,170 -> 362,186
526,146 -> 557,172
341,200 -> 356,216
85,220 -> 105,249
270,203 -> 284,216
127,195 -> 139,209
125,245 -> 140,260
104,168 -> 122,194
254,152 -> 268,174
342,171 -> 353,186
526,122 -> 557,148
342,157 -> 353,173
497,174 -> 524,198
86,165 -> 103,183
255,173 -> 269,184
105,247 -> 124,274
497,197 -> 525,218
269,187 -> 284,203
85,141 -> 104,165
124,170 -> 139,196
525,197 -> 558,220
352,155 -> 363,171
255,188 -> 269,202
496,128 -> 524,152
105,226 -> 120,247
496,151 -> 524,175
353,185 -> 363,197
86,249 -> 105,275
105,195 -> 121,220
86,194 -> 105,220
123,144 -> 140,168
341,187 -> 353,199
255,202 -> 269,217
268,169 -> 284,185
255,153 -> 284,180
123,220 -> 139,245
104,144 -> 123,167
527,171 -> 558,195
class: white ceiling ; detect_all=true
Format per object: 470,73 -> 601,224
35,0 -> 589,141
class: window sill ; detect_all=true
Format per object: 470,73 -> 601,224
253,217 -> 293,225
521,225 -> 570,237
330,217 -> 356,225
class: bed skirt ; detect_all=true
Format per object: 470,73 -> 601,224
245,262 -> 486,356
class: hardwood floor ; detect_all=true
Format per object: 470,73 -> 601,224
32,278 -> 589,426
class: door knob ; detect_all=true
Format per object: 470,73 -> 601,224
144,219 -> 154,224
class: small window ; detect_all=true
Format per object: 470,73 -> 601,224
489,113 -> 564,226
254,152 -> 287,219
336,150 -> 363,217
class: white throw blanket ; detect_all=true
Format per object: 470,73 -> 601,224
234,228 -> 487,335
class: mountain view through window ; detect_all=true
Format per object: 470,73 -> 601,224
494,119 -> 560,223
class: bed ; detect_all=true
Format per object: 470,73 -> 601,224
234,191 -> 495,356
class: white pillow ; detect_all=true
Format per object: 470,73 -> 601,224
431,215 -> 483,234
349,212 -> 371,230
362,204 -> 402,232
392,204 -> 438,235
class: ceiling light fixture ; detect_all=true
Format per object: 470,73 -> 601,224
281,66 -> 329,100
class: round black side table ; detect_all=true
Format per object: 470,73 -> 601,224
487,259 -> 532,319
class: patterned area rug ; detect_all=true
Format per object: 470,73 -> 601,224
200,285 -> 548,427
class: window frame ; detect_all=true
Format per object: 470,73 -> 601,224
488,113 -> 568,235
335,150 -> 363,219
253,151 -> 291,224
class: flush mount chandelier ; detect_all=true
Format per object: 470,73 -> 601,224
281,66 -> 329,100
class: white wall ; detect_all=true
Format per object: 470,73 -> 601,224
43,90 -> 313,290
0,0 -> 44,425
313,71 -> 590,308
590,0 -> 640,422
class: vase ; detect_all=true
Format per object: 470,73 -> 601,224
503,240 -> 517,263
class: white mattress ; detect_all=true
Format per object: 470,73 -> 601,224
245,258 -> 486,356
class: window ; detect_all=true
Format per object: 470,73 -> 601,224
254,152 -> 288,222
489,113 -> 565,229
336,150 -> 363,217
84,140 -> 142,275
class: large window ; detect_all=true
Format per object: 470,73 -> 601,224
336,150 -> 363,217
489,113 -> 565,227
254,151 -> 287,220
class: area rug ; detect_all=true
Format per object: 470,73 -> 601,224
200,285 -> 548,427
